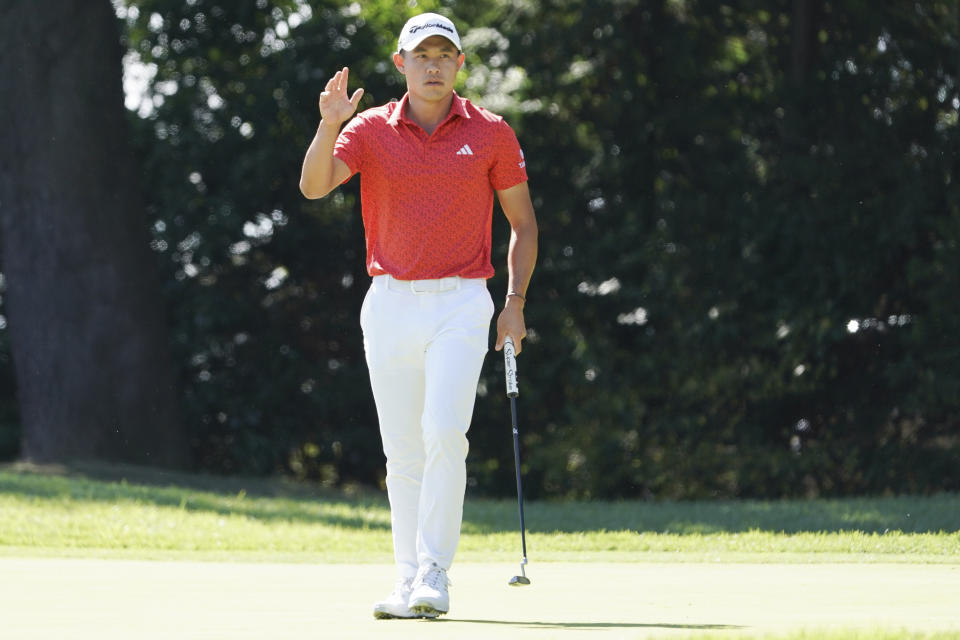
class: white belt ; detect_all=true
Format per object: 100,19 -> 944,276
378,274 -> 479,295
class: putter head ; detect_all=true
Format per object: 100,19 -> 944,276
508,575 -> 531,586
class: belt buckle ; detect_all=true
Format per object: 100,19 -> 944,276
410,277 -> 459,294
409,279 -> 430,294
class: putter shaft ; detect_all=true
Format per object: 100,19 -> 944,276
510,395 -> 528,564
504,337 -> 530,585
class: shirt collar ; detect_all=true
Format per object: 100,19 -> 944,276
387,91 -> 470,128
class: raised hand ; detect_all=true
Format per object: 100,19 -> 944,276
319,66 -> 365,126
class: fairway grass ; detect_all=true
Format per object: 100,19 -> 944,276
2,559 -> 958,639
1,462 -> 959,562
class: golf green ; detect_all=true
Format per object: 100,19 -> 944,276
2,558 -> 958,638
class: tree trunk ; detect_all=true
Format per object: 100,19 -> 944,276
0,1 -> 188,467
791,0 -> 821,87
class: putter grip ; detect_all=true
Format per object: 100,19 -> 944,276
504,336 -> 519,397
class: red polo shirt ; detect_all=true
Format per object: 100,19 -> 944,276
333,92 -> 528,280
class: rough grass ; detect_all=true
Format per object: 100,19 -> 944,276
1,462 -> 958,563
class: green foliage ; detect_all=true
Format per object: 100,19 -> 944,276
120,0 -> 393,481
462,0 -> 960,499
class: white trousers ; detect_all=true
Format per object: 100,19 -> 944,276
360,274 -> 494,577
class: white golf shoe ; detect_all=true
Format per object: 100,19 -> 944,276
408,563 -> 450,618
372,577 -> 415,619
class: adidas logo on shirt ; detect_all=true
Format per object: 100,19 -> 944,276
456,144 -> 474,156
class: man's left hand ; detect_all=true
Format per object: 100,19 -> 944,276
495,297 -> 527,354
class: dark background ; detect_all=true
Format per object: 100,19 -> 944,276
1,0 -> 958,499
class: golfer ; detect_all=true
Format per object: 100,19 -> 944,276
299,12 -> 537,619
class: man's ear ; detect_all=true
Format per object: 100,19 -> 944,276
457,52 -> 465,71
393,52 -> 405,74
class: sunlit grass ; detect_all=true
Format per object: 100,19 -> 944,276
679,629 -> 960,640
1,463 -> 958,563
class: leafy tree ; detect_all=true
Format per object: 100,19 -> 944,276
484,0 -> 960,498
117,0 -> 466,482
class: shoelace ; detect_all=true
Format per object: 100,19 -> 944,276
393,577 -> 413,596
416,564 -> 450,590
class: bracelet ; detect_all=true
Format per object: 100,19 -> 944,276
506,292 -> 526,302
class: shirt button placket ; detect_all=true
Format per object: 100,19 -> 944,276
425,126 -> 436,162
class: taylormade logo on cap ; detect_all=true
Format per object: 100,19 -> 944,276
397,13 -> 462,53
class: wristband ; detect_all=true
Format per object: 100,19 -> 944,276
506,292 -> 526,302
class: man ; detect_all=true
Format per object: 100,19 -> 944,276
299,12 -> 537,619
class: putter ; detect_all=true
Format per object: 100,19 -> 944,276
503,336 -> 531,586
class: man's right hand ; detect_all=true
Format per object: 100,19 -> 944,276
300,67 -> 362,199
319,66 -> 364,125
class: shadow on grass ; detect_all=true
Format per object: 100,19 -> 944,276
2,461 -> 959,536
0,461 -> 391,531
462,492 -> 960,536
437,620 -> 743,631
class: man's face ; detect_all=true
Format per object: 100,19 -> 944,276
394,35 -> 465,101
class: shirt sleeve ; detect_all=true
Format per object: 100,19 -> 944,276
333,115 -> 364,182
489,120 -> 528,191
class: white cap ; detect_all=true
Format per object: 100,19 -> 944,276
397,13 -> 461,54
